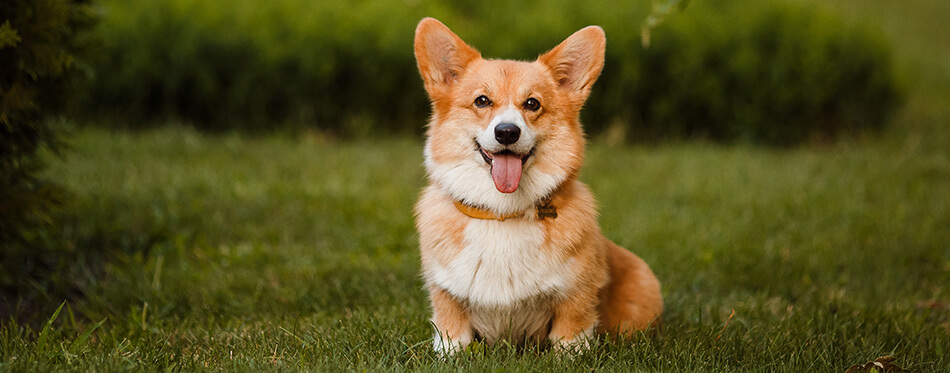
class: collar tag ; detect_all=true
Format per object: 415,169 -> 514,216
536,199 -> 558,220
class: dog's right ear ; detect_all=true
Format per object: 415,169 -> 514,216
414,18 -> 480,99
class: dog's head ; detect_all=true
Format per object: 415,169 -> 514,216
414,18 -> 605,214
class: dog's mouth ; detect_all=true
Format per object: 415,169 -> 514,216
477,142 -> 533,194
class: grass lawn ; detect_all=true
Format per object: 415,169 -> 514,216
3,0 -> 950,371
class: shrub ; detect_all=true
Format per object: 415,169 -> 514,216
85,0 -> 433,134
83,0 -> 900,144
587,0 -> 902,145
0,0 -> 94,311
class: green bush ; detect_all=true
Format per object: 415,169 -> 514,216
0,0 -> 94,299
86,0 -> 432,134
84,0 -> 900,144
588,1 -> 902,145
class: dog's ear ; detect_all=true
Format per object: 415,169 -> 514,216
538,26 -> 606,105
414,18 -> 481,99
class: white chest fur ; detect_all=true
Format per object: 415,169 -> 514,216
469,298 -> 553,343
428,219 -> 575,308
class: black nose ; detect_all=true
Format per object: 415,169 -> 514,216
494,123 -> 521,145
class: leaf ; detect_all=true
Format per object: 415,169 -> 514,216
69,317 -> 108,353
0,21 -> 21,49
35,300 -> 67,355
845,356 -> 912,373
640,0 -> 690,48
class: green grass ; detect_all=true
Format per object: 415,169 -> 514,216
5,121 -> 947,371
3,0 -> 950,371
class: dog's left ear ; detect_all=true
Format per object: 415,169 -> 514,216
538,26 -> 606,105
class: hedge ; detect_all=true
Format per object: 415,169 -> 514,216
591,1 -> 902,145
83,0 -> 900,144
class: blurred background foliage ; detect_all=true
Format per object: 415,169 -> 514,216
82,0 -> 901,145
0,0 -> 94,298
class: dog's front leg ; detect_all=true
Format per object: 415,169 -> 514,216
429,286 -> 473,355
549,291 -> 599,353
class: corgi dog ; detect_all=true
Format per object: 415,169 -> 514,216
413,18 -> 663,354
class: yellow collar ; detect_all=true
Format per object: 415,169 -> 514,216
453,197 -> 557,221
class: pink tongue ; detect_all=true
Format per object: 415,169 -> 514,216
491,153 -> 523,194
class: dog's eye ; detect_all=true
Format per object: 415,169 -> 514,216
474,95 -> 492,108
523,97 -> 540,112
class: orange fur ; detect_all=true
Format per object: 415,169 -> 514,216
597,240 -> 664,334
413,18 -> 662,354
428,285 -> 473,343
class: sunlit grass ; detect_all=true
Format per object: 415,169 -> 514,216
0,119 -> 945,370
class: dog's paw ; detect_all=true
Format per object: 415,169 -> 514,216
550,327 -> 597,355
432,332 -> 472,356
